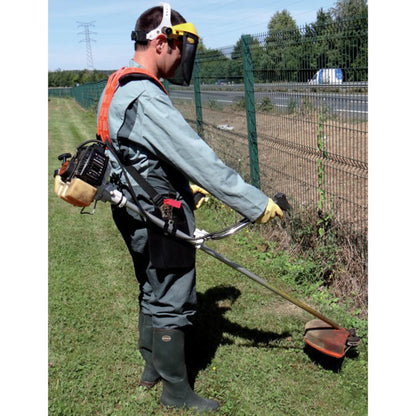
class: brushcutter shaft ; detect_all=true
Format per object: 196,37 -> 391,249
203,219 -> 251,241
100,183 -> 341,330
98,183 -> 205,245
97,184 -> 128,207
200,244 -> 341,329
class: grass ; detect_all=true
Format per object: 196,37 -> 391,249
48,97 -> 367,415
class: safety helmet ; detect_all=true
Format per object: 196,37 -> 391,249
131,2 -> 199,86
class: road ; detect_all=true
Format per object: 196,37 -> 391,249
170,86 -> 368,119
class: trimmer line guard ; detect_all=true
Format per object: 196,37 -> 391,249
304,319 -> 362,358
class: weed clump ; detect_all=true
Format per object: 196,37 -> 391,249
204,197 -> 367,315
268,205 -> 368,315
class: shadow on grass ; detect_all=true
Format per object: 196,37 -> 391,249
303,343 -> 360,373
185,285 -> 291,385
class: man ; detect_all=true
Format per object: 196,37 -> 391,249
98,3 -> 283,412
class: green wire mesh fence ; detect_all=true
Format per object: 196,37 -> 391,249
171,16 -> 367,238
48,80 -> 106,109
49,16 -> 367,239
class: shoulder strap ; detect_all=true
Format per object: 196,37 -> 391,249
97,66 -> 167,144
123,164 -> 165,208
97,67 -> 170,209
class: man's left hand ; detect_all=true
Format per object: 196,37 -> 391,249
190,184 -> 209,209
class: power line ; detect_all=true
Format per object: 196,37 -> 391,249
77,21 -> 96,70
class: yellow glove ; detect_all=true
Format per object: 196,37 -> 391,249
190,184 -> 209,209
255,198 -> 284,224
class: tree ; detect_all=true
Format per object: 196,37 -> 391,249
227,36 -> 265,83
302,9 -> 336,80
267,9 -> 298,33
48,69 -> 109,87
264,10 -> 301,81
330,0 -> 368,81
185,3 -> 368,86
196,41 -> 230,84
330,0 -> 368,21
311,8 -> 334,34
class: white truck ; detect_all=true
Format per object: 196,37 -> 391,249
309,68 -> 343,85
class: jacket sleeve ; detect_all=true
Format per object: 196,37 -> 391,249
121,83 -> 269,222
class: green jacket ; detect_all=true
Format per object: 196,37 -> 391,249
98,59 -> 269,224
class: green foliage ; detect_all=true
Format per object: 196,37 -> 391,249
303,1 -> 368,81
257,97 -> 274,113
207,99 -> 223,111
268,9 -> 299,33
233,97 -> 246,110
331,0 -> 368,21
196,13 -> 367,85
316,106 -> 332,236
48,69 -> 110,87
301,98 -> 315,115
264,10 -> 301,82
197,46 -> 232,84
287,98 -> 297,114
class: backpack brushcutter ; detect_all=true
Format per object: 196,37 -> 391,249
53,140 -> 361,359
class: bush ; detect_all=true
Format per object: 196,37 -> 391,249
233,97 -> 246,110
207,99 -> 223,111
258,97 -> 274,112
287,98 -> 297,114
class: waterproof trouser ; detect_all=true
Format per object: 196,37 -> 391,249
112,205 -> 197,328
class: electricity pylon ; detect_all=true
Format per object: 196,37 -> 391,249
77,21 -> 96,70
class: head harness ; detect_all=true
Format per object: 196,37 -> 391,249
131,2 -> 199,86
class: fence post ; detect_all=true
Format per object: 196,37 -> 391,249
193,56 -> 204,138
241,35 -> 261,189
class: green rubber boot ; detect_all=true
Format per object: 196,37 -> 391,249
153,328 -> 219,412
138,312 -> 161,388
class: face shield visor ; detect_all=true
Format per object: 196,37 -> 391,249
131,3 -> 199,86
166,23 -> 199,86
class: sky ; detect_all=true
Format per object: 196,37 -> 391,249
48,0 -> 339,71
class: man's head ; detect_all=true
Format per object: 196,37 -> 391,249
132,5 -> 186,50
131,3 -> 199,86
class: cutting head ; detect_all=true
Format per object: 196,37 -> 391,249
304,319 -> 361,358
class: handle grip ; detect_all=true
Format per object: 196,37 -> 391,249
58,153 -> 72,163
273,192 -> 291,212
193,192 -> 206,207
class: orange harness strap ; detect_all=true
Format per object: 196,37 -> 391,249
97,66 -> 168,144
